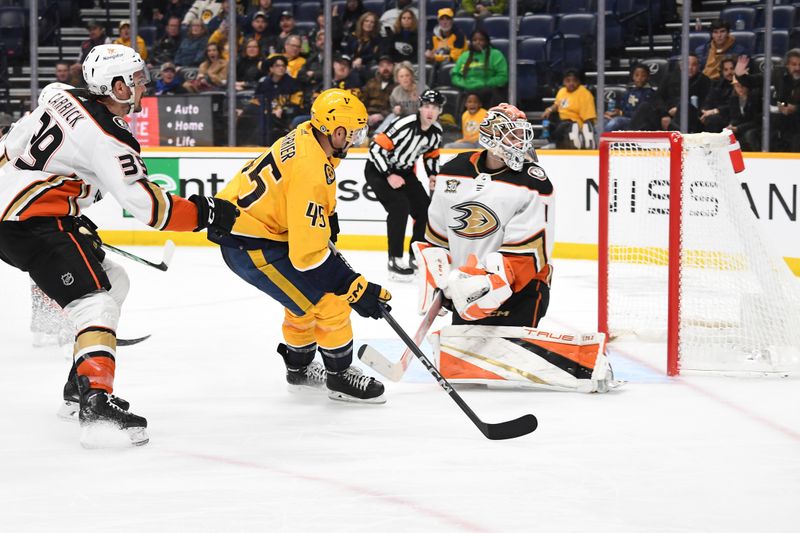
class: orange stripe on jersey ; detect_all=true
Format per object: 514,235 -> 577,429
374,133 -> 394,151
424,149 -> 440,159
163,195 -> 199,231
1,174 -> 80,221
137,180 -> 170,229
57,218 -> 102,290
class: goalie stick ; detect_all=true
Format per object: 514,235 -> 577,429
358,290 -> 444,381
102,240 -> 176,272
378,303 -> 538,440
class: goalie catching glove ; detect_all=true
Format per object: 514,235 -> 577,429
447,253 -> 513,321
339,274 -> 392,319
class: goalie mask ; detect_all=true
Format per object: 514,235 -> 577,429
478,103 -> 535,171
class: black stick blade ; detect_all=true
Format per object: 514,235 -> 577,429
483,414 -> 538,440
117,335 -> 152,346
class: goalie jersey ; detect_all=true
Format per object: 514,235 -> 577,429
426,150 -> 554,287
0,88 -> 198,230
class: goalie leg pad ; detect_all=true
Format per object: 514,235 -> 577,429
412,242 -> 451,315
432,325 -> 619,393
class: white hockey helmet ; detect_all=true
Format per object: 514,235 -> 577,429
38,82 -> 73,107
82,44 -> 149,106
478,103 -> 536,171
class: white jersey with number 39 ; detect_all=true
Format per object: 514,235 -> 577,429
0,89 -> 197,230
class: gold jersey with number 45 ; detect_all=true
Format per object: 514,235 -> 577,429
217,121 -> 340,271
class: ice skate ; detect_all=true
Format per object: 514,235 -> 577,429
327,366 -> 386,404
278,343 -> 326,392
387,257 -> 413,282
78,378 -> 148,448
408,254 -> 418,273
57,375 -> 130,421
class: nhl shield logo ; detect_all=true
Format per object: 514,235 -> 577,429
445,179 -> 459,193
61,272 -> 74,286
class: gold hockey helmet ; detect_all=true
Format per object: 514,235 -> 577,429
310,88 -> 368,153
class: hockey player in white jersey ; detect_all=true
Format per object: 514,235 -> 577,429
416,103 -> 617,392
0,45 -> 239,447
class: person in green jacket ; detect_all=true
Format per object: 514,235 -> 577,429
450,29 -> 508,107
459,0 -> 508,20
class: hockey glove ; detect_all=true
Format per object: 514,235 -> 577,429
340,274 -> 392,319
74,215 -> 105,262
190,195 -> 239,236
447,253 -> 513,321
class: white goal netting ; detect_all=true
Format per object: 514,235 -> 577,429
603,132 -> 800,374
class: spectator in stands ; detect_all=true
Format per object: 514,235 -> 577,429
772,49 -> 800,151
151,16 -> 183,66
450,29 -> 508,107
205,0 -> 247,33
236,39 -> 266,90
604,64 -> 657,132
153,0 -> 190,36
184,42 -> 228,92
239,54 -> 303,145
361,55 -> 397,130
727,75 -> 761,151
374,60 -> 418,132
383,8 -> 419,64
695,19 -> 748,81
152,62 -> 189,95
208,20 -> 243,60
339,0 -> 366,46
243,11 -> 270,52
72,20 -> 110,86
114,20 -> 149,61
246,0 -> 280,34
280,35 -> 307,79
379,0 -> 418,38
343,12 -> 382,74
174,20 -> 209,67
54,61 -> 72,84
425,8 -> 467,66
183,0 -> 242,28
630,53 -> 710,133
459,0 -> 508,21
299,30 -> 327,94
699,57 -> 741,133
445,92 -> 487,148
265,11 -> 303,55
542,69 -> 597,149
330,54 -> 363,98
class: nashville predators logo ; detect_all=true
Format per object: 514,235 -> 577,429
324,163 -> 335,185
449,202 -> 500,239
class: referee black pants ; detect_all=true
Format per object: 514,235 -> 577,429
364,161 -> 430,259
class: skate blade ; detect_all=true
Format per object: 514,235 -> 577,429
387,272 -> 414,283
56,401 -> 79,422
80,421 -> 149,449
327,390 -> 387,404
287,383 -> 327,394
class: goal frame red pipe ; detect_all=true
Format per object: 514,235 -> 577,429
598,131 -> 684,376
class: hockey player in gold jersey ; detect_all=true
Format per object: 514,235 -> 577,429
215,88 -> 391,403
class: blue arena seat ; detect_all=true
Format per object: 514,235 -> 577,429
519,14 -> 556,38
720,6 -> 758,31
480,15 -> 510,40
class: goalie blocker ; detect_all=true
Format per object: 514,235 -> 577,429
431,325 -> 618,393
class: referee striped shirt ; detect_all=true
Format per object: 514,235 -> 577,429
368,113 -> 442,177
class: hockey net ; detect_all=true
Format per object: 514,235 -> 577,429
598,131 -> 800,375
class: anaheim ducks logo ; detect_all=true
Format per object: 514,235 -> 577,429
449,202 -> 500,239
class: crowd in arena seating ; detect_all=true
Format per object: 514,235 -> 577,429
1,0 -> 799,151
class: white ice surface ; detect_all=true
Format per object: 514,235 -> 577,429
1,248 -> 798,533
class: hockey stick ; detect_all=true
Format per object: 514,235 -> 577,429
358,290 -> 444,381
117,334 -> 151,346
378,303 -> 538,440
102,240 -> 176,272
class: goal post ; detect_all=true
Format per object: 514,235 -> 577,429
598,131 -> 800,376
